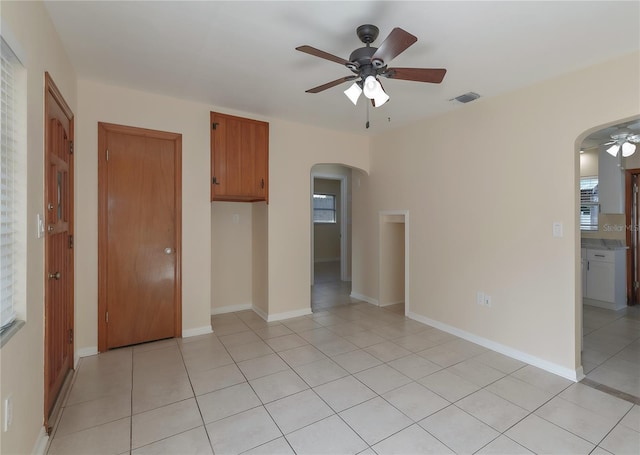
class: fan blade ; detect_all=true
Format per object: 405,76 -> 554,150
371,28 -> 417,65
305,76 -> 356,93
296,45 -> 350,66
384,67 -> 447,83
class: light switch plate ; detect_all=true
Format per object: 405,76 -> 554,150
553,222 -> 563,238
36,213 -> 45,239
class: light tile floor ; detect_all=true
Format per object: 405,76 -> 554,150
46,265 -> 640,454
582,304 -> 640,400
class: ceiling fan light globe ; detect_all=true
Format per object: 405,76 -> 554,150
606,143 -> 620,157
622,141 -> 636,157
363,76 -> 381,99
373,91 -> 390,107
344,83 -> 362,105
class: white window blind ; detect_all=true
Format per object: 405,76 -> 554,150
580,176 -> 599,231
1,37 -> 23,332
313,193 -> 336,223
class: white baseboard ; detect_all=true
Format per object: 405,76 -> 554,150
75,346 -> 98,366
255,306 -> 312,322
379,300 -> 404,307
32,426 -> 49,455
252,305 -> 268,321
583,298 -> 626,311
211,303 -> 252,315
350,292 -> 379,306
183,326 -> 213,338
406,311 -> 584,382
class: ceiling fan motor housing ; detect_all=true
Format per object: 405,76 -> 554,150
347,46 -> 386,77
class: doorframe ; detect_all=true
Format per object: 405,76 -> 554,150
310,171 -> 348,283
43,72 -> 74,431
97,122 -> 182,352
378,210 -> 410,315
625,168 -> 640,306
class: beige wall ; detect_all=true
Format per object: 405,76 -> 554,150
313,178 -> 341,262
352,51 -> 640,377
76,80 -> 370,339
267,121 -> 369,318
211,202 -> 253,313
76,79 -> 214,349
0,1 -> 77,453
379,218 -> 405,306
252,202 -> 268,315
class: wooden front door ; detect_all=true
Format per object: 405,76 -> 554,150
98,123 -> 182,351
626,169 -> 640,306
44,73 -> 74,430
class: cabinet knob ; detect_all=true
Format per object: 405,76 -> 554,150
261,178 -> 264,189
212,177 -> 220,185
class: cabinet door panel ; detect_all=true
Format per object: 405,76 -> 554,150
226,117 -> 243,196
211,111 -> 269,202
254,122 -> 268,199
240,121 -> 256,196
211,115 -> 228,198
586,261 -> 615,302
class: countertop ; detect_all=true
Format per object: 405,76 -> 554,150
581,238 -> 628,250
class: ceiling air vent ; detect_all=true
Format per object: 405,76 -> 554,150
451,92 -> 481,104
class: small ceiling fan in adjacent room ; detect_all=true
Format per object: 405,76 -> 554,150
603,129 -> 640,157
296,24 -> 447,108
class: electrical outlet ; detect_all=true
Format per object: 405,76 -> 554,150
4,395 -> 13,432
476,291 -> 484,306
484,294 -> 492,307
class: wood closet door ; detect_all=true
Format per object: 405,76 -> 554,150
98,123 -> 182,350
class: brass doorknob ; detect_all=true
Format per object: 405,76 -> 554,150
48,272 -> 61,280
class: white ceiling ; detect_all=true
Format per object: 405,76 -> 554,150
43,1 -> 640,134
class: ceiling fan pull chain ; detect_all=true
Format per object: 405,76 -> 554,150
366,102 -> 370,129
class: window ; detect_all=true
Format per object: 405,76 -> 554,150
313,193 -> 336,223
580,176 -> 599,231
1,36 -> 25,334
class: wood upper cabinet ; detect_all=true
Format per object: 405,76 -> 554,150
211,111 -> 269,202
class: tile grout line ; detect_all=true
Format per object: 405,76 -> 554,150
176,336 -> 216,454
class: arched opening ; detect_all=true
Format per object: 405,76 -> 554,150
310,164 -> 361,311
577,116 -> 640,400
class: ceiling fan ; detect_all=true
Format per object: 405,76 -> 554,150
604,129 -> 640,158
296,24 -> 447,108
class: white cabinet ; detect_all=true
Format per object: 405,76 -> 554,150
598,148 -> 624,213
581,248 -> 586,298
584,248 -> 626,310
